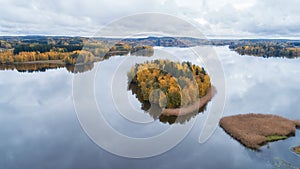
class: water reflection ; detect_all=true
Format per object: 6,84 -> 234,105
128,82 -> 208,124
0,46 -> 300,168
104,46 -> 154,58
67,63 -> 94,73
0,63 -> 66,73
0,63 -> 94,73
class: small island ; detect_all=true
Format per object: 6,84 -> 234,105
128,59 -> 213,117
104,42 -> 154,58
220,114 -> 300,149
292,146 -> 300,155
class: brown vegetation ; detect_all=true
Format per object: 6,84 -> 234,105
141,102 -> 208,125
292,146 -> 300,155
162,86 -> 215,116
219,114 -> 300,149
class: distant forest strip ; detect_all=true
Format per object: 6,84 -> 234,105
229,44 -> 300,58
13,44 -> 83,54
0,41 -> 154,65
2,36 -> 300,61
0,38 -> 107,65
0,50 -> 95,65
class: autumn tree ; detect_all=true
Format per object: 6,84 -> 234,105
128,59 -> 211,109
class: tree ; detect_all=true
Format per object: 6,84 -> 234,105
128,59 -> 211,109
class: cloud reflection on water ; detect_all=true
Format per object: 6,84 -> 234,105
0,46 -> 300,168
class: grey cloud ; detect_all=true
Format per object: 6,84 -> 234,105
199,0 -> 300,37
0,0 -> 299,38
94,13 -> 207,38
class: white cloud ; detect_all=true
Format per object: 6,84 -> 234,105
233,1 -> 255,10
194,18 -> 208,25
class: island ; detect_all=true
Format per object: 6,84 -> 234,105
220,113 -> 300,149
127,59 -> 213,117
292,146 -> 300,155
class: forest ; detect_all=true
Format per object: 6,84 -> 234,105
0,38 -> 154,65
2,36 -> 299,70
2,36 -> 300,64
103,42 -> 154,58
0,50 -> 95,65
127,59 -> 211,109
229,43 -> 300,58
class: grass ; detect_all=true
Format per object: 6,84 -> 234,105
219,113 -> 299,149
266,135 -> 288,142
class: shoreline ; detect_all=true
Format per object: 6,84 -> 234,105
162,86 -> 215,116
11,60 -> 66,65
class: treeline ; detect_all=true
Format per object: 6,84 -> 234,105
0,36 -> 86,49
0,50 -> 95,65
229,44 -> 300,58
131,45 -> 154,56
13,44 -> 83,54
128,59 -> 211,109
0,40 -> 12,49
104,42 -> 154,58
0,42 -> 154,65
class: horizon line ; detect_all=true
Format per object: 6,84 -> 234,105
0,34 -> 300,40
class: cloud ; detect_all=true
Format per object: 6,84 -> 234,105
198,0 -> 300,38
0,0 -> 299,38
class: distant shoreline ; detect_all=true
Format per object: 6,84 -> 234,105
11,60 -> 65,65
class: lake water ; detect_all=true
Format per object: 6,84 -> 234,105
0,46 -> 300,169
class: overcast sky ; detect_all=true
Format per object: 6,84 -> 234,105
1,0 -> 300,38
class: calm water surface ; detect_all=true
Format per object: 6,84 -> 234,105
0,46 -> 300,169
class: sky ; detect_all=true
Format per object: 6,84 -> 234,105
0,0 -> 300,38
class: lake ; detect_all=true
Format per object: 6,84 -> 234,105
0,46 -> 300,169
